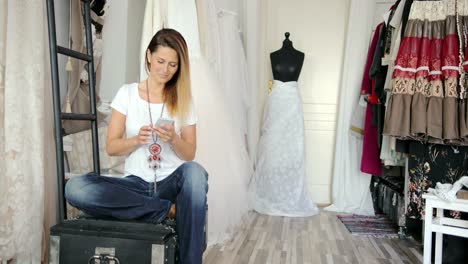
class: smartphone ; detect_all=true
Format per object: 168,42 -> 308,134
155,118 -> 174,127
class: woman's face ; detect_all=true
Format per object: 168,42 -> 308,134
147,46 -> 179,84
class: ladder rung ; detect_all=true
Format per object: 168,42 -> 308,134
57,46 -> 92,62
61,113 -> 96,121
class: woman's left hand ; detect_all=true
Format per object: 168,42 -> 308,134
154,124 -> 177,144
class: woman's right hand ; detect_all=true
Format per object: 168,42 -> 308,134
136,125 -> 153,145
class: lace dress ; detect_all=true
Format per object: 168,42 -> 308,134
249,80 -> 319,217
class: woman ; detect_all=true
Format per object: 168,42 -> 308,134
65,28 -> 208,264
139,0 -> 253,246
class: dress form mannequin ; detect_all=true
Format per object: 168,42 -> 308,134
249,32 -> 318,217
270,32 -> 304,82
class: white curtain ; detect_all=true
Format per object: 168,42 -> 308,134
243,0 -> 261,159
324,0 -> 376,216
0,0 -> 56,262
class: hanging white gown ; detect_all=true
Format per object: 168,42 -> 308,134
140,0 -> 253,246
1,1 -> 49,262
195,0 -> 221,75
217,11 -> 250,142
249,80 -> 319,217
197,4 -> 252,155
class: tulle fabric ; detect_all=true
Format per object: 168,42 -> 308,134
190,58 -> 253,244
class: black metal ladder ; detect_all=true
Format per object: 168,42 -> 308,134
46,0 -> 100,223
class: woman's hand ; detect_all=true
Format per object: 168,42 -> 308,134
154,123 -> 177,144
136,125 -> 153,145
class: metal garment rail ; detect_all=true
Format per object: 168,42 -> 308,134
46,0 -> 101,223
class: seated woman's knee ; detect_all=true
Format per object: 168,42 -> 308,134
65,174 -> 94,207
181,161 -> 208,190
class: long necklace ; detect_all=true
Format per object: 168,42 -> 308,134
146,79 -> 164,193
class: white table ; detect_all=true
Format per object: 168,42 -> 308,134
422,193 -> 468,264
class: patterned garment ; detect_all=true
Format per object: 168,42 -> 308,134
407,142 -> 468,219
249,80 -> 319,217
383,0 -> 468,145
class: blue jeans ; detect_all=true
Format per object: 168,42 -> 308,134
65,161 -> 208,264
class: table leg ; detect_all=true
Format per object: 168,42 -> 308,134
423,202 -> 433,264
435,208 -> 443,264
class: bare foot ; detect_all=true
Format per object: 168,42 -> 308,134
168,204 -> 176,219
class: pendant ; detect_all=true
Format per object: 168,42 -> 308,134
148,144 -> 161,168
149,143 -> 161,155
148,155 -> 161,168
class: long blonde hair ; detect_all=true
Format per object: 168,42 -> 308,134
145,28 -> 192,123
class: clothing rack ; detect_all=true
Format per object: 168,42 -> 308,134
46,0 -> 100,223
370,167 -> 407,236
374,173 -> 404,194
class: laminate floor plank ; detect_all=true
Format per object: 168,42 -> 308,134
203,210 -> 423,263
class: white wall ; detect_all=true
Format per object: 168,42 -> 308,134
54,0 -> 70,106
99,0 -> 146,102
260,0 -> 349,204
125,1 -> 147,84
374,0 -> 397,26
99,0 -> 129,102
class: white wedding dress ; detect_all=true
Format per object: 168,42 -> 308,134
249,80 -> 319,217
217,11 -> 250,139
140,0 -> 253,246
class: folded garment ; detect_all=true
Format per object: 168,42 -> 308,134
427,176 -> 468,201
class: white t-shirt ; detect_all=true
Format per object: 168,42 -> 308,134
110,83 -> 197,182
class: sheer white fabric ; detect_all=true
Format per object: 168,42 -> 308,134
0,2 -> 5,190
324,0 -> 375,216
0,1 -> 7,258
191,59 -> 253,244
140,0 -> 253,246
0,0 -> 47,262
197,4 -> 253,154
196,0 -> 221,74
242,0 -> 262,161
217,11 -> 250,142
249,81 -> 319,217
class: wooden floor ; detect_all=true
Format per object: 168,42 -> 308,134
203,210 -> 423,264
